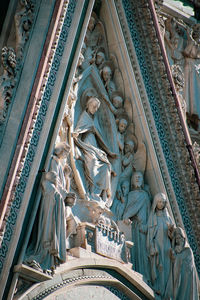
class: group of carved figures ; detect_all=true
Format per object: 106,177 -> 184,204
114,171 -> 199,299
24,13 -> 199,300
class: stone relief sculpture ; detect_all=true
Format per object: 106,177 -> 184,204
19,12 -> 200,300
171,64 -> 186,118
0,0 -> 35,142
165,227 -> 199,300
164,17 -> 184,65
14,0 -> 34,59
83,12 -> 107,70
147,192 -> 174,298
123,171 -> 151,282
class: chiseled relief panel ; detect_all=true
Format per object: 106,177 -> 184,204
22,10 -> 199,300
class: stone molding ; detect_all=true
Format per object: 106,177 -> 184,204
18,258 -> 154,300
0,2 -> 82,297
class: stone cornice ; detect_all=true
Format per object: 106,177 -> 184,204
115,0 -> 200,274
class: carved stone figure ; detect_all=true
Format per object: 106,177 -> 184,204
166,227 -> 199,300
112,179 -> 130,221
116,117 -> 128,153
25,171 -> 66,273
164,17 -> 184,65
0,47 -> 17,124
25,142 -> 70,272
183,24 -> 200,125
112,92 -> 125,115
122,140 -> 135,168
64,192 -> 79,249
83,14 -> 105,70
147,192 -> 174,297
73,96 -> 117,207
90,47 -> 106,70
50,142 -> 71,197
123,171 -> 151,282
100,63 -> 116,97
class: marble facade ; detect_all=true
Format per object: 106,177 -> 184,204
0,1 -> 199,299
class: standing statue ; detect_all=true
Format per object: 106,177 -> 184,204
73,96 -> 117,207
166,227 -> 199,300
147,192 -> 174,297
25,142 -> 70,273
183,24 -> 200,126
123,171 -> 151,282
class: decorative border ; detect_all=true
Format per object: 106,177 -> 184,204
116,0 -> 200,274
0,0 -> 77,275
31,275 -> 113,300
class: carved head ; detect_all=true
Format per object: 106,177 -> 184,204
44,171 -> 57,185
54,142 -> 70,158
121,180 -> 130,196
64,192 -> 77,207
124,140 -> 135,154
86,97 -> 100,115
118,118 -> 128,134
131,171 -> 144,189
88,16 -> 96,32
96,51 -> 105,66
102,66 -> 112,82
154,192 -> 167,210
174,227 -> 186,251
112,95 -> 123,108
